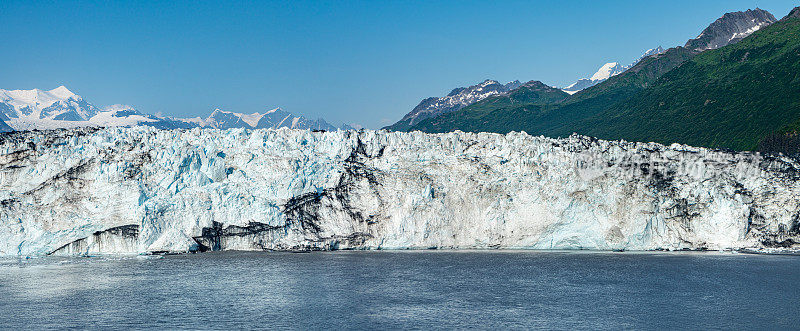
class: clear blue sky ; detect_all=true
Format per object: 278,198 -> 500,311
1,0 -> 797,128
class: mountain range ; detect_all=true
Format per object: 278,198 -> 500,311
0,87 -> 348,132
383,47 -> 666,131
561,9 -> 774,95
2,6 -> 796,156
385,6 -> 774,133
396,7 -> 800,154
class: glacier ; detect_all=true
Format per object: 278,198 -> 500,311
1,127 -> 799,256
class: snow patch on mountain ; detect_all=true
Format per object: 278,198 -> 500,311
387,79 -> 522,130
728,24 -> 766,42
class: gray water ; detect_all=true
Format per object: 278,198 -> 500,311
1,251 -> 798,330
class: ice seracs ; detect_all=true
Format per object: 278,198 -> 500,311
1,127 -> 798,256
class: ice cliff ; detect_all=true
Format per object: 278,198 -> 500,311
1,127 -> 799,256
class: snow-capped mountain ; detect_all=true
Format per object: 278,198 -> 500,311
0,87 -> 191,130
562,47 -> 666,94
89,105 -> 200,130
255,108 -> 338,131
386,79 -> 522,130
563,8 -> 776,94
0,86 -> 102,128
0,86 -> 348,131
183,109 -> 259,129
3,127 -> 799,255
589,62 -> 625,81
180,108 -> 340,131
90,105 -> 160,127
685,8 -> 776,51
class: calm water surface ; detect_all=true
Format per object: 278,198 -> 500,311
1,251 -> 798,330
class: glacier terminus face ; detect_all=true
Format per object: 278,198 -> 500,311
1,127 -> 799,256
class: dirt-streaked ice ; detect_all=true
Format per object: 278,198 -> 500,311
1,127 -> 798,256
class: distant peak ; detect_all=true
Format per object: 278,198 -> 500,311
522,80 -> 546,87
504,80 -> 523,90
265,107 -> 283,114
590,62 -> 623,81
480,79 -> 500,86
48,86 -> 76,99
635,47 -> 667,64
642,46 -> 665,56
